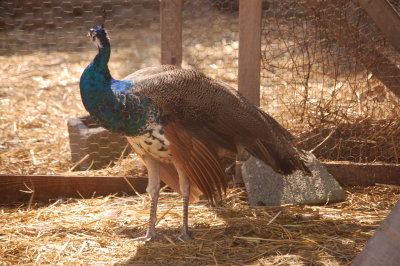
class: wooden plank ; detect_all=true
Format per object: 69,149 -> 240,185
238,0 -> 262,105
357,0 -> 400,53
0,174 -> 148,204
352,199 -> 400,266
160,0 -> 183,66
322,162 -> 400,186
0,162 -> 398,204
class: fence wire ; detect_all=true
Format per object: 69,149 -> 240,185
0,0 -> 240,174
261,0 -> 400,163
1,0 -> 399,175
0,0 -> 161,174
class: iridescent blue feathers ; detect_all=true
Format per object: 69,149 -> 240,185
79,26 -> 161,136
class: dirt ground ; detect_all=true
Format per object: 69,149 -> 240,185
1,186 -> 399,265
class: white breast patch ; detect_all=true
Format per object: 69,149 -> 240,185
126,125 -> 172,163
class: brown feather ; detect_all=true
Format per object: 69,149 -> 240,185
192,138 -> 226,195
165,121 -> 228,204
131,67 -> 310,176
159,162 -> 202,202
126,136 -> 202,202
124,66 -> 310,202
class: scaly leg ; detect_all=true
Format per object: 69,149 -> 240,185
135,155 -> 160,242
175,166 -> 192,241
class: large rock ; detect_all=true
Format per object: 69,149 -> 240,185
241,152 -> 345,206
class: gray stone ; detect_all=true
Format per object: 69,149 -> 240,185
241,151 -> 345,206
67,115 -> 131,171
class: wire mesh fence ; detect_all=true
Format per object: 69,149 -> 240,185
0,0 -> 399,176
261,0 -> 400,163
0,0 -> 239,174
0,0 -> 161,174
182,0 -> 238,86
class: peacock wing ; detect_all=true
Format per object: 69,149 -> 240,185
123,65 -> 179,82
164,119 -> 228,204
132,68 -> 310,176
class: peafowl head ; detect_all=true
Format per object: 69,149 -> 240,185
88,25 -> 110,49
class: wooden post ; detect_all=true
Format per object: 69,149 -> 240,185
238,0 -> 262,105
160,0 -> 183,66
236,0 -> 262,185
352,199 -> 400,266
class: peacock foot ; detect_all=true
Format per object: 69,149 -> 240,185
134,232 -> 160,242
175,231 -> 192,242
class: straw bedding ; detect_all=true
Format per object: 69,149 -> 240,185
1,186 -> 399,265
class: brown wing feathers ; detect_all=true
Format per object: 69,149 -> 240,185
165,121 -> 227,204
132,68 -> 310,202
159,162 -> 203,202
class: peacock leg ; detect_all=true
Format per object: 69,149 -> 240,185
178,193 -> 192,241
175,166 -> 192,241
135,155 -> 160,242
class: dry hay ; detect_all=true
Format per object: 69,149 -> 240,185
1,186 -> 399,265
295,118 -> 400,163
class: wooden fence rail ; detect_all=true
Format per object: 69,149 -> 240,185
1,162 -> 398,204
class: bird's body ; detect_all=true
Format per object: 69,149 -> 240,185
80,26 -> 310,241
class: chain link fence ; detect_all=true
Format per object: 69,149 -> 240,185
261,0 -> 400,163
182,0 -> 238,86
0,0 -> 240,174
0,0 -> 161,174
1,0 -> 399,175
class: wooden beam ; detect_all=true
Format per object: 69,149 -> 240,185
0,162 -> 398,204
238,0 -> 262,106
357,0 -> 400,53
0,174 -> 148,204
352,199 -> 400,266
322,162 -> 400,186
160,0 -> 183,66
236,0 -> 262,185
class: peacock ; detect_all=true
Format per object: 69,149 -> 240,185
79,25 -> 310,242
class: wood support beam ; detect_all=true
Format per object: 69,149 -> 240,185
0,174 -> 148,204
236,0 -> 262,185
322,162 -> 400,186
352,199 -> 400,266
0,162 -> 399,204
238,0 -> 262,105
357,0 -> 400,53
160,0 -> 183,66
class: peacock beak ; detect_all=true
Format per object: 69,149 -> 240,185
88,29 -> 96,41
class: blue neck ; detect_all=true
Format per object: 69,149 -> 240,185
79,44 -> 159,136
80,45 -> 114,113
93,45 -> 112,76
